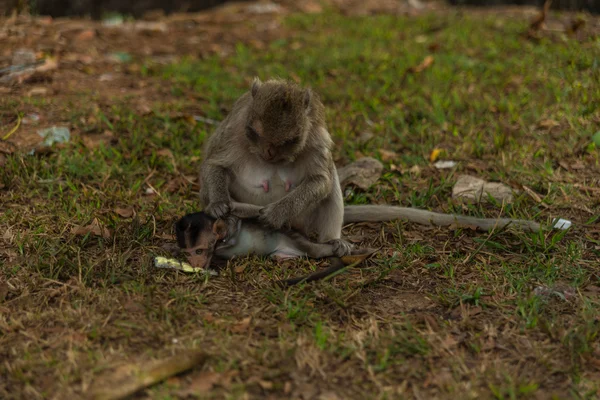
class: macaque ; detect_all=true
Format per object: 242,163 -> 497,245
174,206 -> 373,286
198,78 -> 351,257
173,201 -> 543,284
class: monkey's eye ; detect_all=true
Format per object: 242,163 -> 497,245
195,249 -> 204,255
246,126 -> 259,142
282,136 -> 300,147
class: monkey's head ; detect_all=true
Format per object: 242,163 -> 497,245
245,78 -> 314,163
174,212 -> 230,270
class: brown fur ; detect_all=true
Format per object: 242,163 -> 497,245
199,78 -> 350,256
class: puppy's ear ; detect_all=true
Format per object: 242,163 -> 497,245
212,219 -> 229,240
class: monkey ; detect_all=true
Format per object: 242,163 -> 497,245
172,200 -> 545,285
198,78 -> 351,257
173,206 -> 374,286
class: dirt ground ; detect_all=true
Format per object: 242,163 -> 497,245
1,0 -> 599,399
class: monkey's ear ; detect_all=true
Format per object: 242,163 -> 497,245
212,219 -> 229,240
303,88 -> 312,111
251,77 -> 262,97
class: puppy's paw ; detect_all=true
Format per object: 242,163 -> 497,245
329,239 -> 353,257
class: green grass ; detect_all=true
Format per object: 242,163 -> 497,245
1,7 -> 599,400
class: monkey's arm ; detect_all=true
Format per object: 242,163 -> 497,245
259,173 -> 332,229
231,202 -> 262,219
343,205 -> 542,232
199,163 -> 232,218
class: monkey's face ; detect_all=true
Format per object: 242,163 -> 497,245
246,81 -> 311,164
175,213 -> 229,269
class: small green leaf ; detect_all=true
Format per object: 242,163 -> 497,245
592,131 -> 600,147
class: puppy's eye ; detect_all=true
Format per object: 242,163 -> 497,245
195,249 -> 203,255
246,126 -> 259,142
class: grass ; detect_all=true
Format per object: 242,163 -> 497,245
1,6 -> 600,400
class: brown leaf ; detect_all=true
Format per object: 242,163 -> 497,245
71,218 -> 111,239
156,232 -> 174,240
82,130 -> 114,149
156,148 -> 174,158
0,141 -> 17,154
75,29 -> 95,41
231,317 -> 251,333
258,380 -> 274,390
186,371 -> 221,394
538,119 -> 559,129
115,206 -> 135,218
337,157 -> 383,190
340,248 -> 376,266
379,149 -> 398,162
410,55 -> 434,73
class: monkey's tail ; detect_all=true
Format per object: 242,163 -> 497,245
343,205 -> 542,232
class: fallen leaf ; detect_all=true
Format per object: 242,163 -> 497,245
410,55 -> 434,73
337,157 -> 383,190
234,263 -> 248,274
408,165 -> 422,176
429,148 -> 445,162
115,207 -> 135,218
379,149 -> 398,162
538,119 -> 559,129
71,218 -> 111,239
258,380 -> 274,390
529,0 -> 551,31
231,317 -> 251,334
185,371 -> 221,394
75,29 -> 95,41
27,87 -> 48,96
433,160 -> 457,169
452,175 -> 514,204
340,248 -> 376,265
156,148 -> 174,158
82,130 -> 114,149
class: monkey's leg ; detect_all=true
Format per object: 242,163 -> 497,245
282,232 -> 339,259
305,173 -> 352,257
200,164 -> 232,218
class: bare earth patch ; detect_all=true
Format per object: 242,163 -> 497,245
1,1 -> 599,399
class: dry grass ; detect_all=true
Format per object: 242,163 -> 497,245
1,2 -> 599,399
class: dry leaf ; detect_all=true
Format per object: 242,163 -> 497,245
337,157 -> 383,190
379,149 -> 398,162
156,148 -> 174,158
71,218 -> 111,239
538,119 -> 559,129
429,148 -> 445,162
258,380 -> 274,390
340,248 -> 376,265
115,206 -> 135,218
231,317 -> 251,333
411,55 -> 434,73
234,263 -> 248,274
82,130 -> 114,149
186,371 -> 221,394
75,29 -> 95,41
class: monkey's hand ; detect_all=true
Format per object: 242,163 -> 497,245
328,239 -> 353,257
224,215 -> 241,240
258,203 -> 291,231
205,200 -> 232,219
